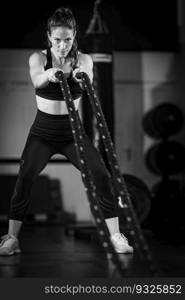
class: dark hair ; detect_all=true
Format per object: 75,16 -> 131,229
47,7 -> 78,67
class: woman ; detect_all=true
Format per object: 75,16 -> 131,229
0,7 -> 133,255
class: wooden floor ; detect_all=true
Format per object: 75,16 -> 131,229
0,223 -> 185,278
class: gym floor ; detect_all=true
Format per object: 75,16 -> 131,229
0,223 -> 185,278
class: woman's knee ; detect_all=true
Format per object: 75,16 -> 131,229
19,164 -> 39,183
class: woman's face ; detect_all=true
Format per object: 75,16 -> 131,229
48,26 -> 75,58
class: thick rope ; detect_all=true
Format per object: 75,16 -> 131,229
55,71 -> 127,277
79,72 -> 159,275
55,70 -> 159,276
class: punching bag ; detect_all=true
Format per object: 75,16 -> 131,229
81,0 -> 114,170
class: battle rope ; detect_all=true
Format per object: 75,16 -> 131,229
55,70 -> 159,276
55,71 -> 127,277
79,72 -> 159,275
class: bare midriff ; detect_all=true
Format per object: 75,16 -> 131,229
36,95 -> 81,115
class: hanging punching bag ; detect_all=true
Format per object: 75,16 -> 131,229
81,0 -> 114,170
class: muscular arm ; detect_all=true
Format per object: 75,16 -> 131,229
80,54 -> 93,83
29,52 -> 49,89
29,52 -> 60,89
73,53 -> 93,84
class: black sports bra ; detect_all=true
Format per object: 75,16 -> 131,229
35,48 -> 83,101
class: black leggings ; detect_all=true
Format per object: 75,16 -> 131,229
9,133 -> 119,221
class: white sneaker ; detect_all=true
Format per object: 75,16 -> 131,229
111,233 -> 134,254
0,234 -> 21,256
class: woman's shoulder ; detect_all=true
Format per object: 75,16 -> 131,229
29,50 -> 47,65
77,51 -> 93,67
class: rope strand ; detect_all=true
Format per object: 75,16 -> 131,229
79,71 -> 159,275
55,70 -> 159,276
55,70 -> 127,277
